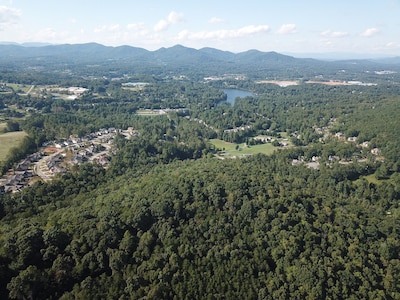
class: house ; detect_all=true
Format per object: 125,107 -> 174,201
22,170 -> 33,178
4,185 -> 24,193
347,136 -> 358,142
98,128 -> 109,135
16,160 -> 30,171
71,137 -> 81,144
95,154 -> 110,166
291,159 -> 302,166
306,162 -> 320,170
28,152 -> 42,162
371,148 -> 381,156
71,155 -> 86,165
335,132 -> 344,138
328,155 -> 340,162
8,174 -> 24,185
361,141 -> 370,148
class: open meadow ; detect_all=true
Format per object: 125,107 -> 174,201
210,139 -> 276,157
0,130 -> 28,161
5,83 -> 33,93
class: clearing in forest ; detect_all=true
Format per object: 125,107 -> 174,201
210,139 -> 276,158
256,80 -> 299,87
0,131 -> 28,161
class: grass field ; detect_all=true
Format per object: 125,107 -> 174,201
0,123 -> 7,133
363,174 -> 392,185
210,139 -> 276,157
6,83 -> 32,93
0,131 -> 28,161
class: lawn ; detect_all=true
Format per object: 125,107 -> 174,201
0,131 -> 28,161
210,139 -> 276,157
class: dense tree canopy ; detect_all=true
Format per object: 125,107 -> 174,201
1,145 -> 400,299
1,57 -> 400,299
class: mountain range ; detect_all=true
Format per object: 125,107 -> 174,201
0,42 -> 305,64
0,42 -> 399,76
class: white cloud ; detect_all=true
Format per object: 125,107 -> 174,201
331,31 -> 349,38
238,25 -> 271,35
154,11 -> 184,32
94,24 -> 121,33
384,41 -> 400,50
154,19 -> 169,32
178,25 -> 270,40
0,5 -> 20,30
320,30 -> 349,38
361,27 -> 380,37
177,30 -> 190,39
278,24 -> 297,34
167,11 -> 184,24
208,17 -> 224,24
127,22 -> 145,31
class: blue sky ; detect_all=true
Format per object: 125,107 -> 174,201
0,0 -> 399,56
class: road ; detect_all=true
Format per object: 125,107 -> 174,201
26,85 -> 35,94
34,149 -> 63,182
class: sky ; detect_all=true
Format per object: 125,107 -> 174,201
0,0 -> 399,56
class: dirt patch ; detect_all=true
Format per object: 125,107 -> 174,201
306,80 -> 349,86
44,147 -> 58,153
256,80 -> 299,87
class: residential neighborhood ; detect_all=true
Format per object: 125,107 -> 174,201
0,127 -> 138,193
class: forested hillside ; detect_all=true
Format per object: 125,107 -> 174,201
1,44 -> 400,299
1,139 -> 400,299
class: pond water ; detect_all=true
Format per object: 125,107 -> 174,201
222,89 -> 254,105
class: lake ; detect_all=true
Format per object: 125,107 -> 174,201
223,89 -> 254,105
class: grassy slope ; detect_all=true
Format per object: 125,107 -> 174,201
0,131 -> 28,161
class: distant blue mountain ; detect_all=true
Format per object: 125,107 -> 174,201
0,42 -> 309,63
0,43 -> 398,72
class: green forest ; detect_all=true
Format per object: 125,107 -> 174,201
1,48 -> 400,299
